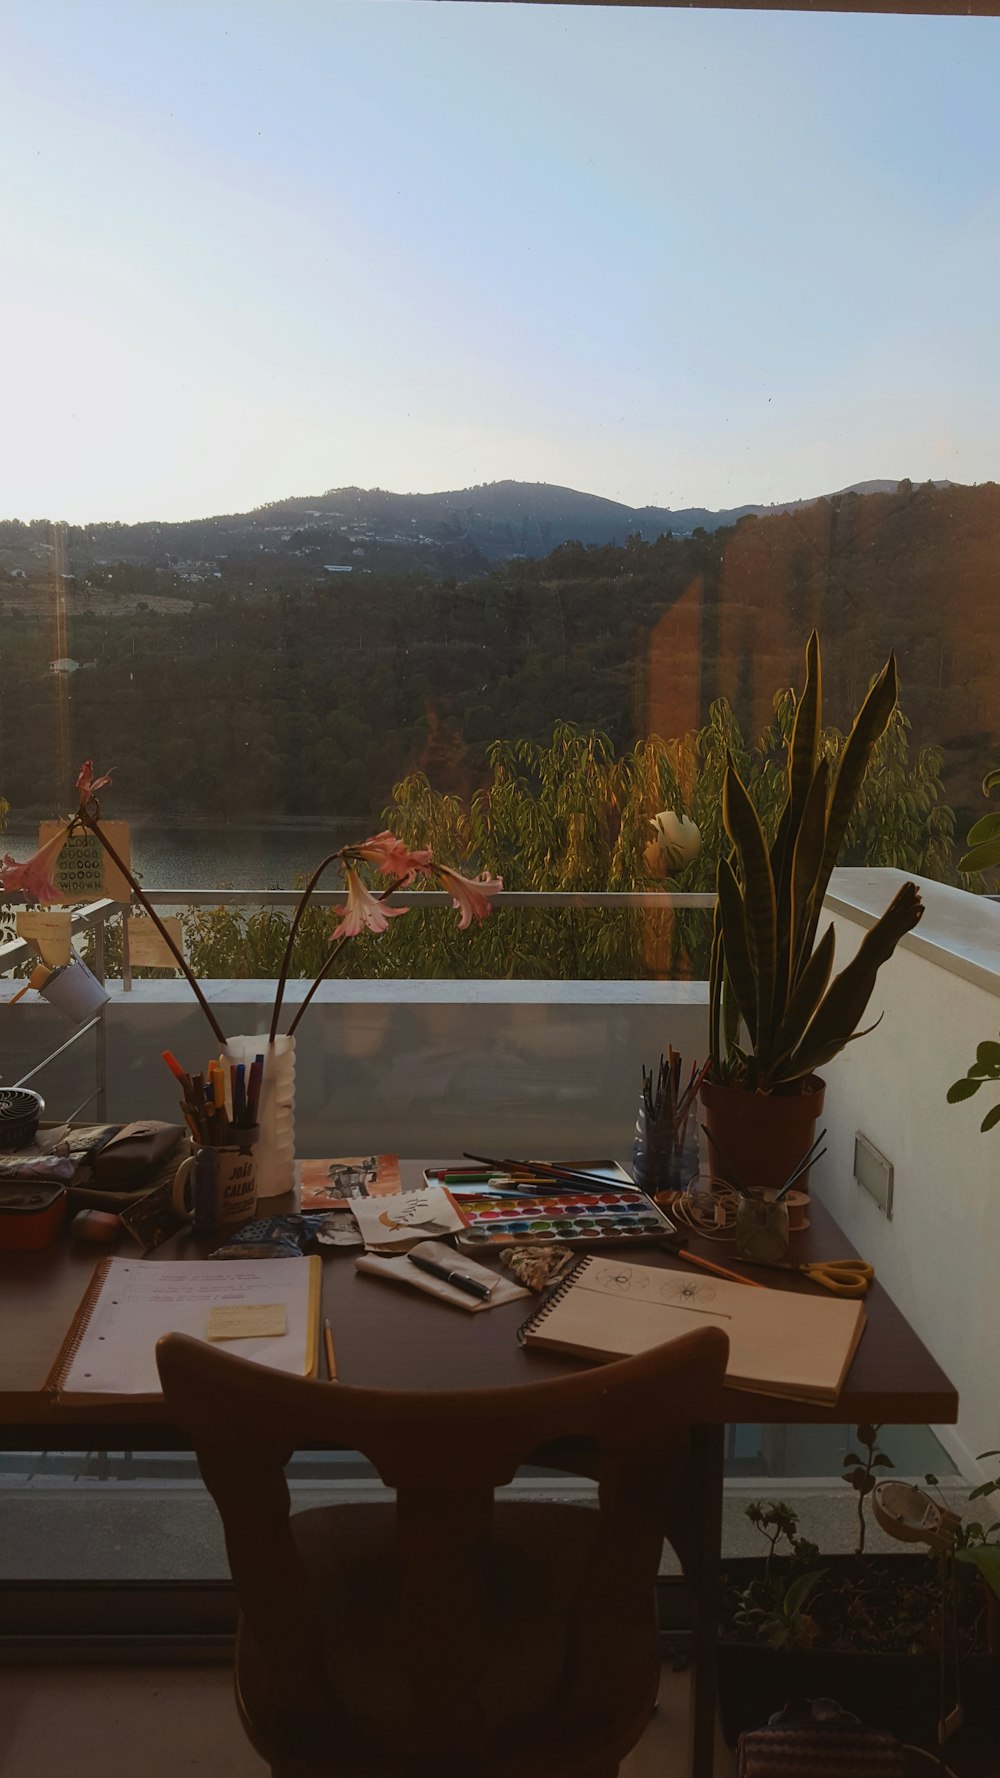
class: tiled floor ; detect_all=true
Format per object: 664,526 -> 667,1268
0,1662 -> 730,1777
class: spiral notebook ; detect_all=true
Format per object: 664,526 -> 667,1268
518,1255 -> 866,1406
46,1257 -> 322,1403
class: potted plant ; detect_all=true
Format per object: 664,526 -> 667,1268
716,1431 -> 1000,1747
702,631 -> 924,1193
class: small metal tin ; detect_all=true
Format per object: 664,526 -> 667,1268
0,1180 -> 67,1249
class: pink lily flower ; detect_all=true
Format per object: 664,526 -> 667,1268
436,865 -> 503,931
76,760 -> 113,803
332,867 -> 409,939
0,830 -> 64,903
350,830 -> 434,886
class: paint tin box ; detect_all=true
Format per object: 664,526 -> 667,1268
0,1181 -> 67,1250
424,1167 -> 675,1251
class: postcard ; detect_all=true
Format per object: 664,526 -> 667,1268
297,1154 -> 401,1211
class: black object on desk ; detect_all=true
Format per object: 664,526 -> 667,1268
407,1251 -> 495,1300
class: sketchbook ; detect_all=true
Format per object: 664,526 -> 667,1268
519,1255 -> 866,1406
46,1256 -> 322,1402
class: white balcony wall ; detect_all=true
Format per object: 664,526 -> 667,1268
817,870 -> 1000,1472
2,980 -> 708,1163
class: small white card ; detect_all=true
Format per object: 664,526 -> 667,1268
350,1186 -> 466,1252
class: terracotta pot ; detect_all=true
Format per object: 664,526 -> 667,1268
699,1075 -> 825,1197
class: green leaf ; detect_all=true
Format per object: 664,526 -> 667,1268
959,837 -> 1000,875
842,1452 -> 862,1468
965,812 -> 1000,847
716,856 -> 758,1044
723,761 -> 777,1058
769,924 -> 836,1077
982,1103 -> 1000,1134
956,1544 -> 1000,1602
781,883 -> 923,1082
983,769 -> 1000,797
799,654 -> 899,960
857,1423 -> 877,1446
872,1454 -> 895,1468
976,1041 -> 1000,1068
782,1567 -> 828,1619
925,1473 -> 939,1487
947,1076 -> 983,1102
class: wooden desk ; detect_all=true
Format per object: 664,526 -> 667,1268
0,1165 -> 958,1778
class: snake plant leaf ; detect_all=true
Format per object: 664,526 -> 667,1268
788,631 -> 822,839
780,881 -> 923,1082
959,836 -> 1000,875
768,922 -> 836,1081
801,654 -> 898,961
709,904 -> 723,1070
723,761 -> 777,1055
788,759 -> 830,988
771,632 -> 821,922
716,855 -> 758,1044
983,769 -> 1000,797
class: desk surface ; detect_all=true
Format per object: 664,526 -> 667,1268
0,1162 -> 957,1440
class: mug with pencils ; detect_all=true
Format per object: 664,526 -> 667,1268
172,1125 -> 260,1233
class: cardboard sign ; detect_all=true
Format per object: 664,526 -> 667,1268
127,916 -> 183,970
38,822 -> 132,904
15,908 -> 72,968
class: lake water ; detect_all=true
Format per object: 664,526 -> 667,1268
3,823 -> 360,889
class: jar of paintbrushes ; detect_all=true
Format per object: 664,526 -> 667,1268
632,1051 -> 707,1195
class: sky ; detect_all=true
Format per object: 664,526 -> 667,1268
2,1 -> 999,524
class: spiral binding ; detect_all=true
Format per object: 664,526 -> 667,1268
44,1256 -> 115,1392
516,1253 -> 593,1346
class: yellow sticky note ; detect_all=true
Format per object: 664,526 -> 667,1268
206,1303 -> 287,1342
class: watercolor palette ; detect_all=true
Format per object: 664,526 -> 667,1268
445,1187 -> 676,1251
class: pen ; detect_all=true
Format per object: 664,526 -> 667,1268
407,1252 -> 495,1301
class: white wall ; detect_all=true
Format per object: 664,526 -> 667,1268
817,871 -> 1000,1471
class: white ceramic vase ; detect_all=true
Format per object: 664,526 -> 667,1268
223,1033 -> 295,1199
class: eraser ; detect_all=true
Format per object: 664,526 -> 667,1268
72,1209 -> 122,1244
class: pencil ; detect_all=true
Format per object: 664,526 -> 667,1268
673,1246 -> 766,1289
323,1317 -> 337,1381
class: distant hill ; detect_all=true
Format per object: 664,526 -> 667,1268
0,477 -> 956,582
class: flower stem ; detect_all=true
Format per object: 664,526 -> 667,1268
75,811 -> 228,1046
284,879 -> 407,1040
269,851 -> 347,1044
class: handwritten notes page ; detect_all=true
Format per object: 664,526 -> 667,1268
54,1258 -> 320,1399
522,1257 -> 866,1405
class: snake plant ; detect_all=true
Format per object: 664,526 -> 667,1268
709,632 -> 924,1091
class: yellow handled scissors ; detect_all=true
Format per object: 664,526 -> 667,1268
739,1257 -> 874,1298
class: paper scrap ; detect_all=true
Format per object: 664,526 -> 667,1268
127,916 -> 183,970
15,909 -> 72,967
206,1303 -> 287,1341
38,821 -> 133,904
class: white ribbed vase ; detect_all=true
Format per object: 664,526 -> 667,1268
223,1034 -> 295,1199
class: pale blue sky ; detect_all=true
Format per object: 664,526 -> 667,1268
2,1 -> 999,522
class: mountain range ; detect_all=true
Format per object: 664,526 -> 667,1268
0,477 -> 954,582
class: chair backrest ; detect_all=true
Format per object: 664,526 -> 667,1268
157,1324 -> 728,1774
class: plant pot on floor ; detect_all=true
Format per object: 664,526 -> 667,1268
700,1075 -> 825,1197
717,1552 -> 999,1747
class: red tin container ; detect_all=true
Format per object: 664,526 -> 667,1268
0,1182 -> 67,1250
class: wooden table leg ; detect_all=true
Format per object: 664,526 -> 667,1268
688,1421 -> 724,1778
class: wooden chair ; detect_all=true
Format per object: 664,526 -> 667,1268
156,1323 -> 728,1778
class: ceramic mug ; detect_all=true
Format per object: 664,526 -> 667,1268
172,1127 -> 259,1233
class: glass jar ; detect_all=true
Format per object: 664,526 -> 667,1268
733,1194 -> 790,1262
